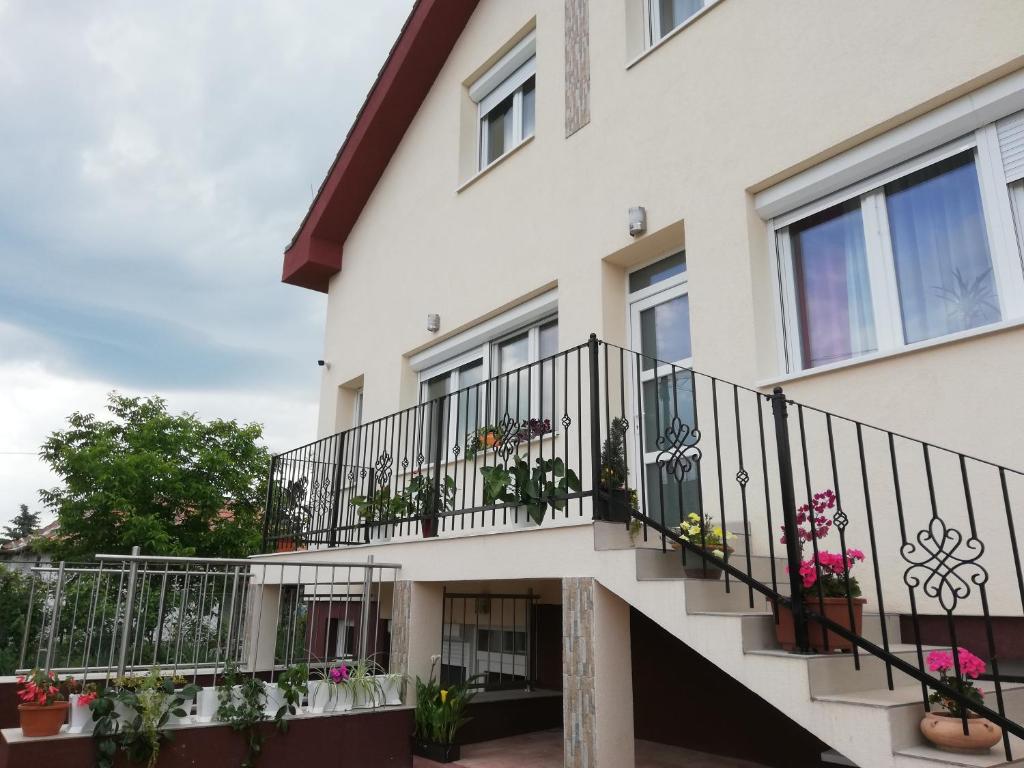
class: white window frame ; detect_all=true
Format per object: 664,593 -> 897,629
353,388 -> 364,428
470,31 -> 536,171
770,132 -> 1024,375
626,255 -> 692,517
644,0 -> 717,48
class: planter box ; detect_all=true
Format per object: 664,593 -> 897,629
165,690 -> 195,726
412,739 -> 460,763
374,675 -> 403,706
774,596 -> 866,652
309,680 -> 354,713
597,488 -> 632,523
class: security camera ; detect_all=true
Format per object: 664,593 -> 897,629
317,360 -> 325,367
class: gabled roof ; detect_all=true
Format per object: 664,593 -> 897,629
282,0 -> 479,292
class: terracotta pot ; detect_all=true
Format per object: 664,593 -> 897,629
774,596 -> 866,652
276,538 -> 297,553
18,701 -> 69,737
920,711 -> 1002,752
483,431 -> 499,448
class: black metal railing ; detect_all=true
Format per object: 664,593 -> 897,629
265,335 -> 1024,756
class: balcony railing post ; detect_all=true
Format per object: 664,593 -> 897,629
116,545 -> 142,678
261,453 -> 277,553
328,434 -> 347,548
770,387 -> 811,654
587,334 -> 607,521
428,396 -> 446,538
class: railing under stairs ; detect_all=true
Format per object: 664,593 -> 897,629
266,335 -> 1024,759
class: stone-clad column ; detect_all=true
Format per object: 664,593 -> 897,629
563,578 -> 635,768
389,580 -> 412,678
565,0 -> 591,137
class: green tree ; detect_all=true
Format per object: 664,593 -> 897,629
2,503 -> 41,543
39,393 -> 270,560
0,564 -> 39,674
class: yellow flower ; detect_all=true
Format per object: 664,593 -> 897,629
440,689 -> 448,705
688,513 -> 700,522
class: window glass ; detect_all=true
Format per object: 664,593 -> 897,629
629,252 -> 686,293
496,333 -> 530,418
886,151 -> 1000,344
483,93 -> 515,167
456,361 -> 483,437
790,199 -> 877,369
642,372 -> 696,454
645,463 -> 701,530
522,77 -> 535,139
640,294 -> 691,369
656,0 -> 705,38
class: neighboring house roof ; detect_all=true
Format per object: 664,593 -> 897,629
0,520 -> 60,555
282,0 -> 479,292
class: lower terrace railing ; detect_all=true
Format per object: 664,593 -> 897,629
18,549 -> 401,690
267,334 -> 1024,757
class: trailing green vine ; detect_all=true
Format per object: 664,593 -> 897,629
273,663 -> 308,733
217,662 -> 268,768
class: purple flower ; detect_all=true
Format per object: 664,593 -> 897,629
329,664 -> 349,683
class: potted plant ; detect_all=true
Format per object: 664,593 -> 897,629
674,512 -> 735,578
196,683 -> 220,722
164,674 -> 195,725
309,663 -> 353,713
352,486 -> 408,541
480,456 -> 581,527
348,658 -> 385,709
920,648 -> 1002,752
464,424 -> 502,459
16,669 -> 72,737
373,666 -> 407,706
68,682 -> 99,734
599,417 -> 633,523
404,472 -> 456,538
628,514 -> 643,547
217,661 -> 269,767
773,489 -> 868,652
412,659 -> 480,763
265,663 -> 307,721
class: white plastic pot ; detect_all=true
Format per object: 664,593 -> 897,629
333,684 -> 354,712
374,675 -> 403,706
113,699 -> 138,730
165,691 -> 194,726
263,683 -> 286,718
307,680 -> 330,713
195,687 -> 219,723
67,694 -> 94,734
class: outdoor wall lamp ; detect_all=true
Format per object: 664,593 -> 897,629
427,313 -> 441,333
628,206 -> 647,238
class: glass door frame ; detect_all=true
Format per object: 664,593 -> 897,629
627,266 -> 694,526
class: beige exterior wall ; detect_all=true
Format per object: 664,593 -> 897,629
304,1 -> 1024,613
318,0 -> 1024,469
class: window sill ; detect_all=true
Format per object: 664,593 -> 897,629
456,135 -> 534,194
756,316 -> 1024,389
625,0 -> 723,71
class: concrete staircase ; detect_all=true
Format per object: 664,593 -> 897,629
592,523 -> 1024,768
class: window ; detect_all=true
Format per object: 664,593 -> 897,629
353,388 -> 364,428
774,131 -> 1024,373
326,618 -> 356,660
418,316 -> 558,457
470,31 -> 536,171
647,0 -> 715,45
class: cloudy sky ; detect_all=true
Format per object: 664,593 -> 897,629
0,0 -> 413,528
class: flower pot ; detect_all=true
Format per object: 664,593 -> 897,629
774,596 -> 866,652
368,524 -> 393,543
276,538 -> 297,553
18,702 -> 69,737
264,683 -> 287,717
374,675 -> 403,706
113,698 -> 139,730
352,680 -> 381,709
671,543 -> 733,579
920,712 -> 1002,752
196,687 -> 219,722
422,517 -> 437,539
598,487 -> 632,523
67,694 -> 94,734
165,690 -> 194,726
307,680 -> 330,713
413,739 -> 461,763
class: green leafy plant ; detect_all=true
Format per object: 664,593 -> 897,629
934,267 -> 998,329
217,661 -> 268,768
404,473 -> 456,519
91,667 -> 198,768
273,664 -> 308,732
600,417 -> 629,489
413,658 -> 481,746
480,457 -> 581,525
351,486 -> 410,523
346,657 -> 384,708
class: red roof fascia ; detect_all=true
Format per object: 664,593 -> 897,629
282,0 -> 479,292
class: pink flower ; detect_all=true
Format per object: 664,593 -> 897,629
329,664 -> 349,683
927,650 -> 953,673
927,648 -> 987,679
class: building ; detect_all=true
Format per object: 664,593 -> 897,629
266,1 -> 1024,766
0,522 -> 57,574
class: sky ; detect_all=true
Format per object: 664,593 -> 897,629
0,0 -> 413,528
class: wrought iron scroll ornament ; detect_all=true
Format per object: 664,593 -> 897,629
494,413 -> 521,462
374,452 -> 393,487
902,516 -> 988,613
655,416 -> 702,482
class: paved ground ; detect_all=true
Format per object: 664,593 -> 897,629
413,729 -> 772,767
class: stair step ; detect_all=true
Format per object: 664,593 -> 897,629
635,546 -> 783,583
895,738 -> 1024,767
